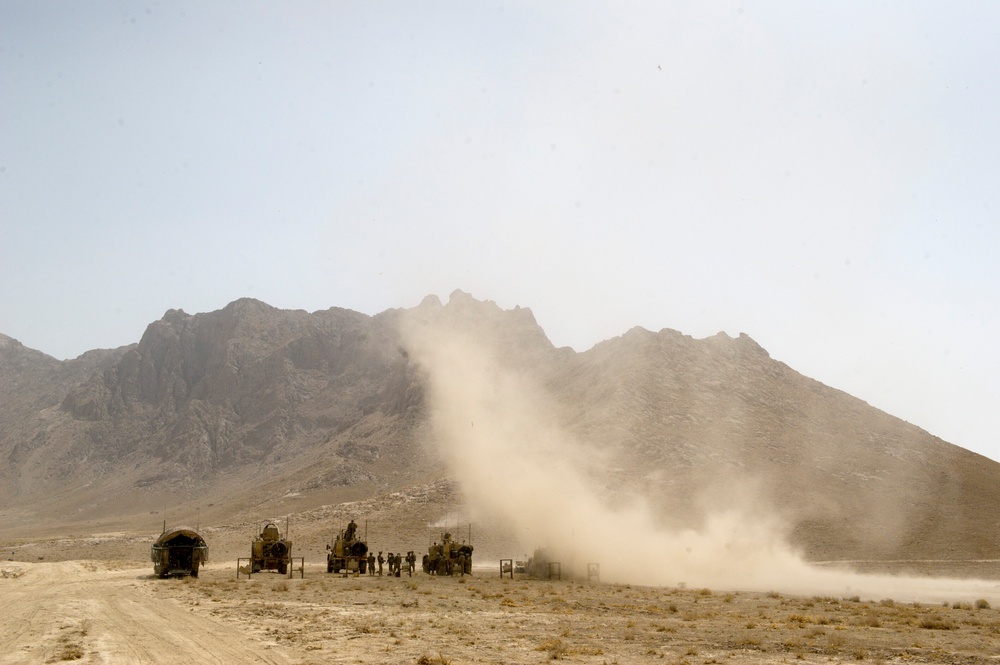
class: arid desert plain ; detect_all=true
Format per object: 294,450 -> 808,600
4,525 -> 1000,665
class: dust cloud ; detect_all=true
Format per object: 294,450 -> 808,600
400,310 -> 1000,604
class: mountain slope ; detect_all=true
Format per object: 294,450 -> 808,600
1,292 -> 997,561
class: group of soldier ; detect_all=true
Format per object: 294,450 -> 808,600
371,550 -> 416,576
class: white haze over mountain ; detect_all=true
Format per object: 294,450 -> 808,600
401,310 -> 1000,604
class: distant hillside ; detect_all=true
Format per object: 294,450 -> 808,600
1,292 -> 998,561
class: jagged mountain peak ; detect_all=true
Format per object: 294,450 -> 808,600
404,291 -> 550,363
443,289 -> 539,326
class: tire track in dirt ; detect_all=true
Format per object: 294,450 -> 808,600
0,561 -> 291,664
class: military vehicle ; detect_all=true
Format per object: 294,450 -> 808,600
250,522 -> 292,574
524,547 -> 577,579
326,519 -> 369,573
151,526 -> 208,578
525,547 -> 550,578
422,531 -> 473,575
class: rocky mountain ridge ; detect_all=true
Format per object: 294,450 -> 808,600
2,291 -> 998,561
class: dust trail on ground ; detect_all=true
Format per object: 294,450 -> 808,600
400,310 -> 1000,603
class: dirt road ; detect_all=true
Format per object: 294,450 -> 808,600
0,561 -> 291,664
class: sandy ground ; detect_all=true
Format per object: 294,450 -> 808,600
0,560 -> 288,664
4,552 -> 1000,665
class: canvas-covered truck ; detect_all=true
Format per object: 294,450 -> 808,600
151,526 -> 208,578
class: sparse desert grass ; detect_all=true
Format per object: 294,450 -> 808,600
536,637 -> 567,659
850,612 -> 882,628
919,615 -> 957,630
141,564 -> 1000,664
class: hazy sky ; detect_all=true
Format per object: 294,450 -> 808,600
2,2 -> 998,462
